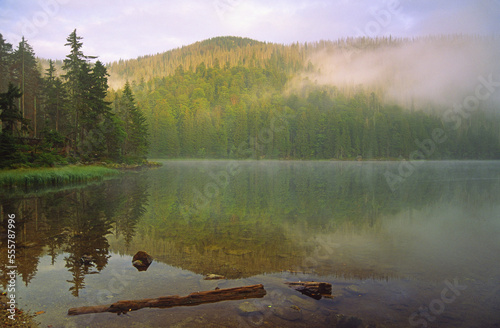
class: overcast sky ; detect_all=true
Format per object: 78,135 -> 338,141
1,0 -> 499,63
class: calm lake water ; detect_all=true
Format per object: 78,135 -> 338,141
1,160 -> 500,327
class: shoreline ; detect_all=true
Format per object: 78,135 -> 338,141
0,162 -> 163,188
0,161 -> 163,188
0,165 -> 119,188
1,158 -> 496,188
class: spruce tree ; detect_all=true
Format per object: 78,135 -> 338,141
0,83 -> 24,135
42,60 -> 67,132
0,83 -> 24,168
0,34 -> 13,93
120,82 -> 149,160
62,29 -> 87,150
10,37 -> 40,135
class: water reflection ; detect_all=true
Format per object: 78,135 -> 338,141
1,161 -> 499,327
0,173 -> 149,296
109,161 -> 500,281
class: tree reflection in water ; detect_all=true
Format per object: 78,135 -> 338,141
0,173 -> 149,296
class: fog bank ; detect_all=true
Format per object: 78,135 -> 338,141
291,37 -> 500,110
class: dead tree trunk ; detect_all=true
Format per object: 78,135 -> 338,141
68,284 -> 266,316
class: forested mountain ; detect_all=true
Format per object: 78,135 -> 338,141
1,33 -> 500,166
106,35 -> 500,159
106,36 -> 306,89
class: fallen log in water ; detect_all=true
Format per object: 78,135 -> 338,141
285,281 -> 332,300
68,284 -> 266,316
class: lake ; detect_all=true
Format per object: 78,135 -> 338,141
1,160 -> 500,327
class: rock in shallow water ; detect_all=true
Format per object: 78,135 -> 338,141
336,315 -> 364,328
289,295 -> 318,311
344,284 -> 364,295
238,301 -> 262,315
132,251 -> 153,271
272,304 -> 303,321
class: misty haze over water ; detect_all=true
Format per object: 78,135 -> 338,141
3,161 -> 500,327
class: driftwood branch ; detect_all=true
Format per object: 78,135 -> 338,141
68,284 -> 266,316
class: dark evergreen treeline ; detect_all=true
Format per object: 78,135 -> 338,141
130,60 -> 500,159
0,30 -> 148,168
108,35 -> 500,159
2,33 -> 500,164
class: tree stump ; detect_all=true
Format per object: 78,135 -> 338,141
285,281 -> 332,300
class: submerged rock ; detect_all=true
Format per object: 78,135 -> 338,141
289,295 -> 318,311
336,315 -> 364,328
237,301 -> 262,315
272,303 -> 302,321
132,251 -> 153,271
344,285 -> 365,295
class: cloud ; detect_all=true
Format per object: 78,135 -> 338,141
416,2 -> 498,35
0,0 -> 498,62
402,0 -> 500,36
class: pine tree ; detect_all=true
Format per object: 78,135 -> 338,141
120,82 -> 149,160
78,61 -> 114,159
62,29 -> 88,150
42,60 -> 67,133
180,107 -> 195,157
102,114 -> 126,161
0,83 -> 24,135
295,110 -> 309,158
10,37 -> 40,135
163,109 -> 180,157
0,34 -> 13,93
0,83 -> 24,168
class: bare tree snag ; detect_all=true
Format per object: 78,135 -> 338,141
68,284 -> 266,316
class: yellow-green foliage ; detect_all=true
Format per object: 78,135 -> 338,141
0,166 -> 120,187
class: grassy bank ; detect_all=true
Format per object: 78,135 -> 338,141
0,165 -> 120,188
